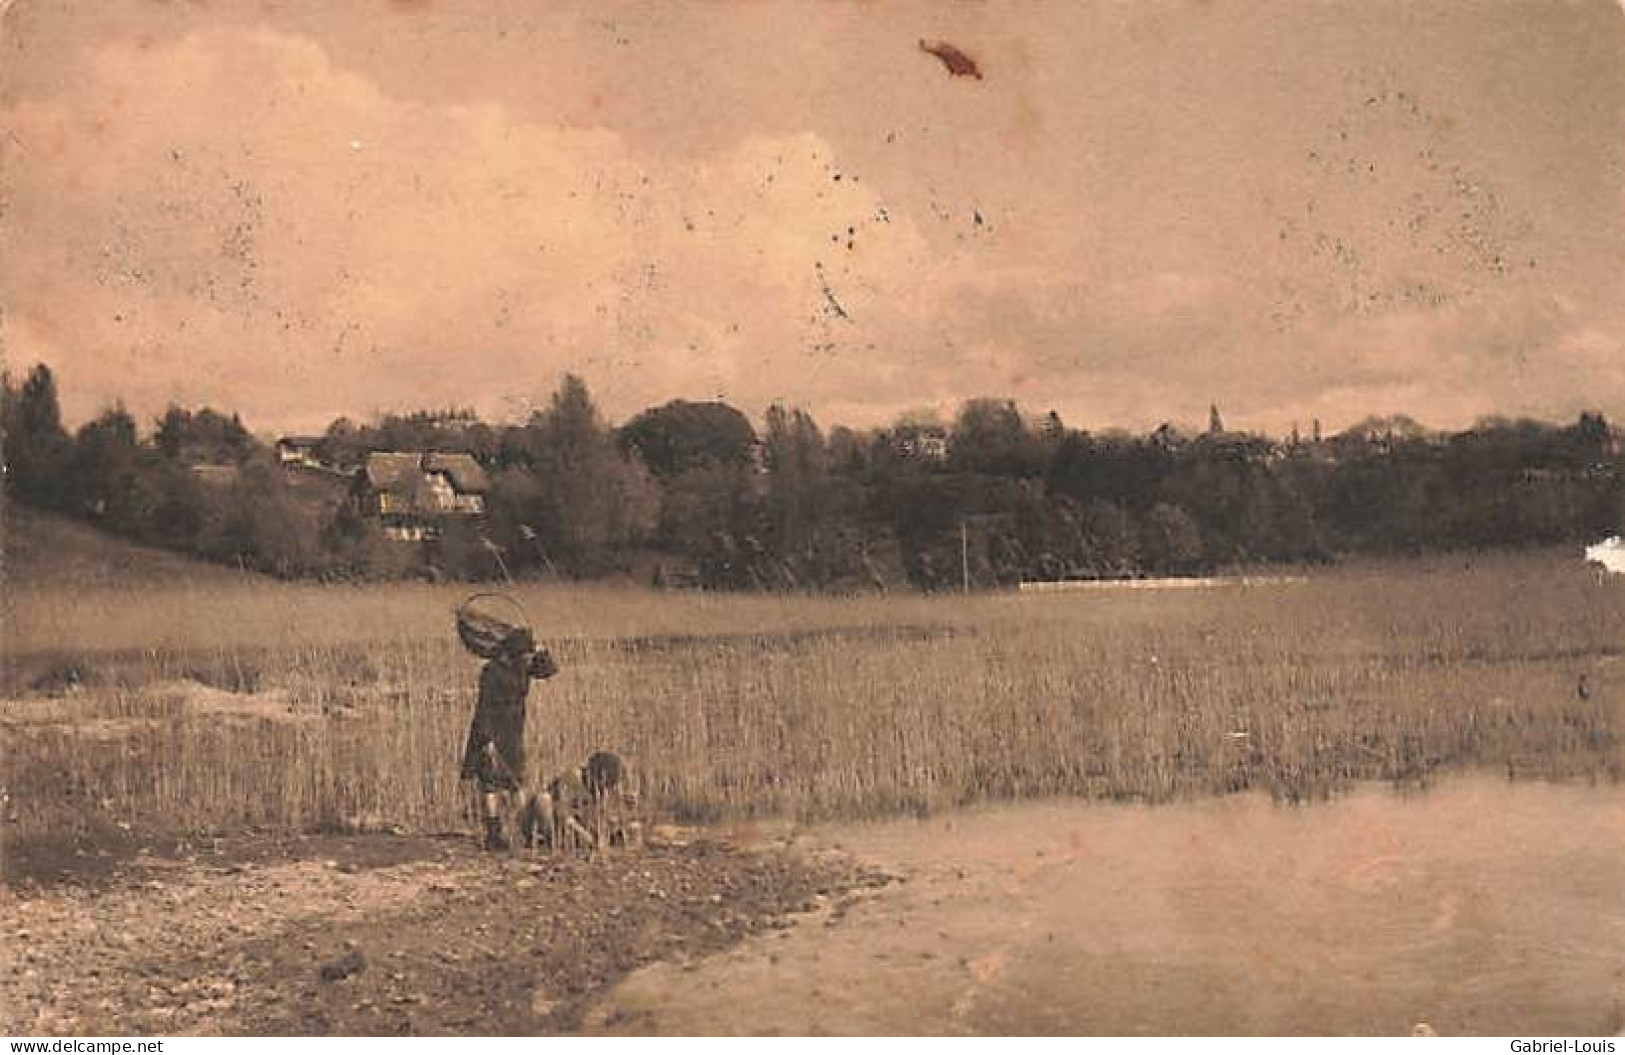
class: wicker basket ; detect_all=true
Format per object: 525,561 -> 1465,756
454,593 -> 531,659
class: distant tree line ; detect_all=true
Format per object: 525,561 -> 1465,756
0,365 -> 323,577
4,362 -> 1622,587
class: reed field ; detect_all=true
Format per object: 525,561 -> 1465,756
3,544 -> 1623,852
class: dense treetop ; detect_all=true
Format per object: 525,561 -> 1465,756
4,363 -> 1621,588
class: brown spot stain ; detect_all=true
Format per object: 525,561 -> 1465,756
919,39 -> 983,80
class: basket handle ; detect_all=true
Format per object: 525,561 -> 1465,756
457,591 -> 532,633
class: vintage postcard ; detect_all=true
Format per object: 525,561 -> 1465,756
2,0 -> 1623,1039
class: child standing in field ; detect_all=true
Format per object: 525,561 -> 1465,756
460,627 -> 558,851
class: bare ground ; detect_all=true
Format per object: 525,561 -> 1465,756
0,827 -> 892,1036
6,777 -> 1624,1037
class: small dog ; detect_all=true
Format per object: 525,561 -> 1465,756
542,767 -> 597,854
523,751 -> 637,855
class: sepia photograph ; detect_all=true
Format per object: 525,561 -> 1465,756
2,0 -> 1624,1039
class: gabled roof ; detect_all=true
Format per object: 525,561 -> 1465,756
362,451 -> 489,497
363,452 -> 426,493
424,452 -> 489,494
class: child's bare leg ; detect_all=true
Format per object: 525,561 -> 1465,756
520,790 -> 555,850
479,790 -> 510,851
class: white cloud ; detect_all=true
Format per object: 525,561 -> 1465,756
4,9 -> 1625,436
3,27 -> 942,428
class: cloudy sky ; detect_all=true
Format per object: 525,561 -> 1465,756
3,0 -> 1623,436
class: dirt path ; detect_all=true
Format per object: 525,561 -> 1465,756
0,829 -> 889,1036
586,779 -> 1625,1036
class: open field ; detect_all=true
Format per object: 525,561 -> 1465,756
3,506 -> 1622,857
5,512 -> 1625,1035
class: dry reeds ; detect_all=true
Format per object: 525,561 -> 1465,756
2,550 -> 1621,845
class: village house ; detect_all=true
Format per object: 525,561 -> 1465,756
353,451 -> 489,541
275,435 -> 325,468
892,424 -> 950,461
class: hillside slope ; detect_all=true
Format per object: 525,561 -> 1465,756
0,500 -> 257,589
